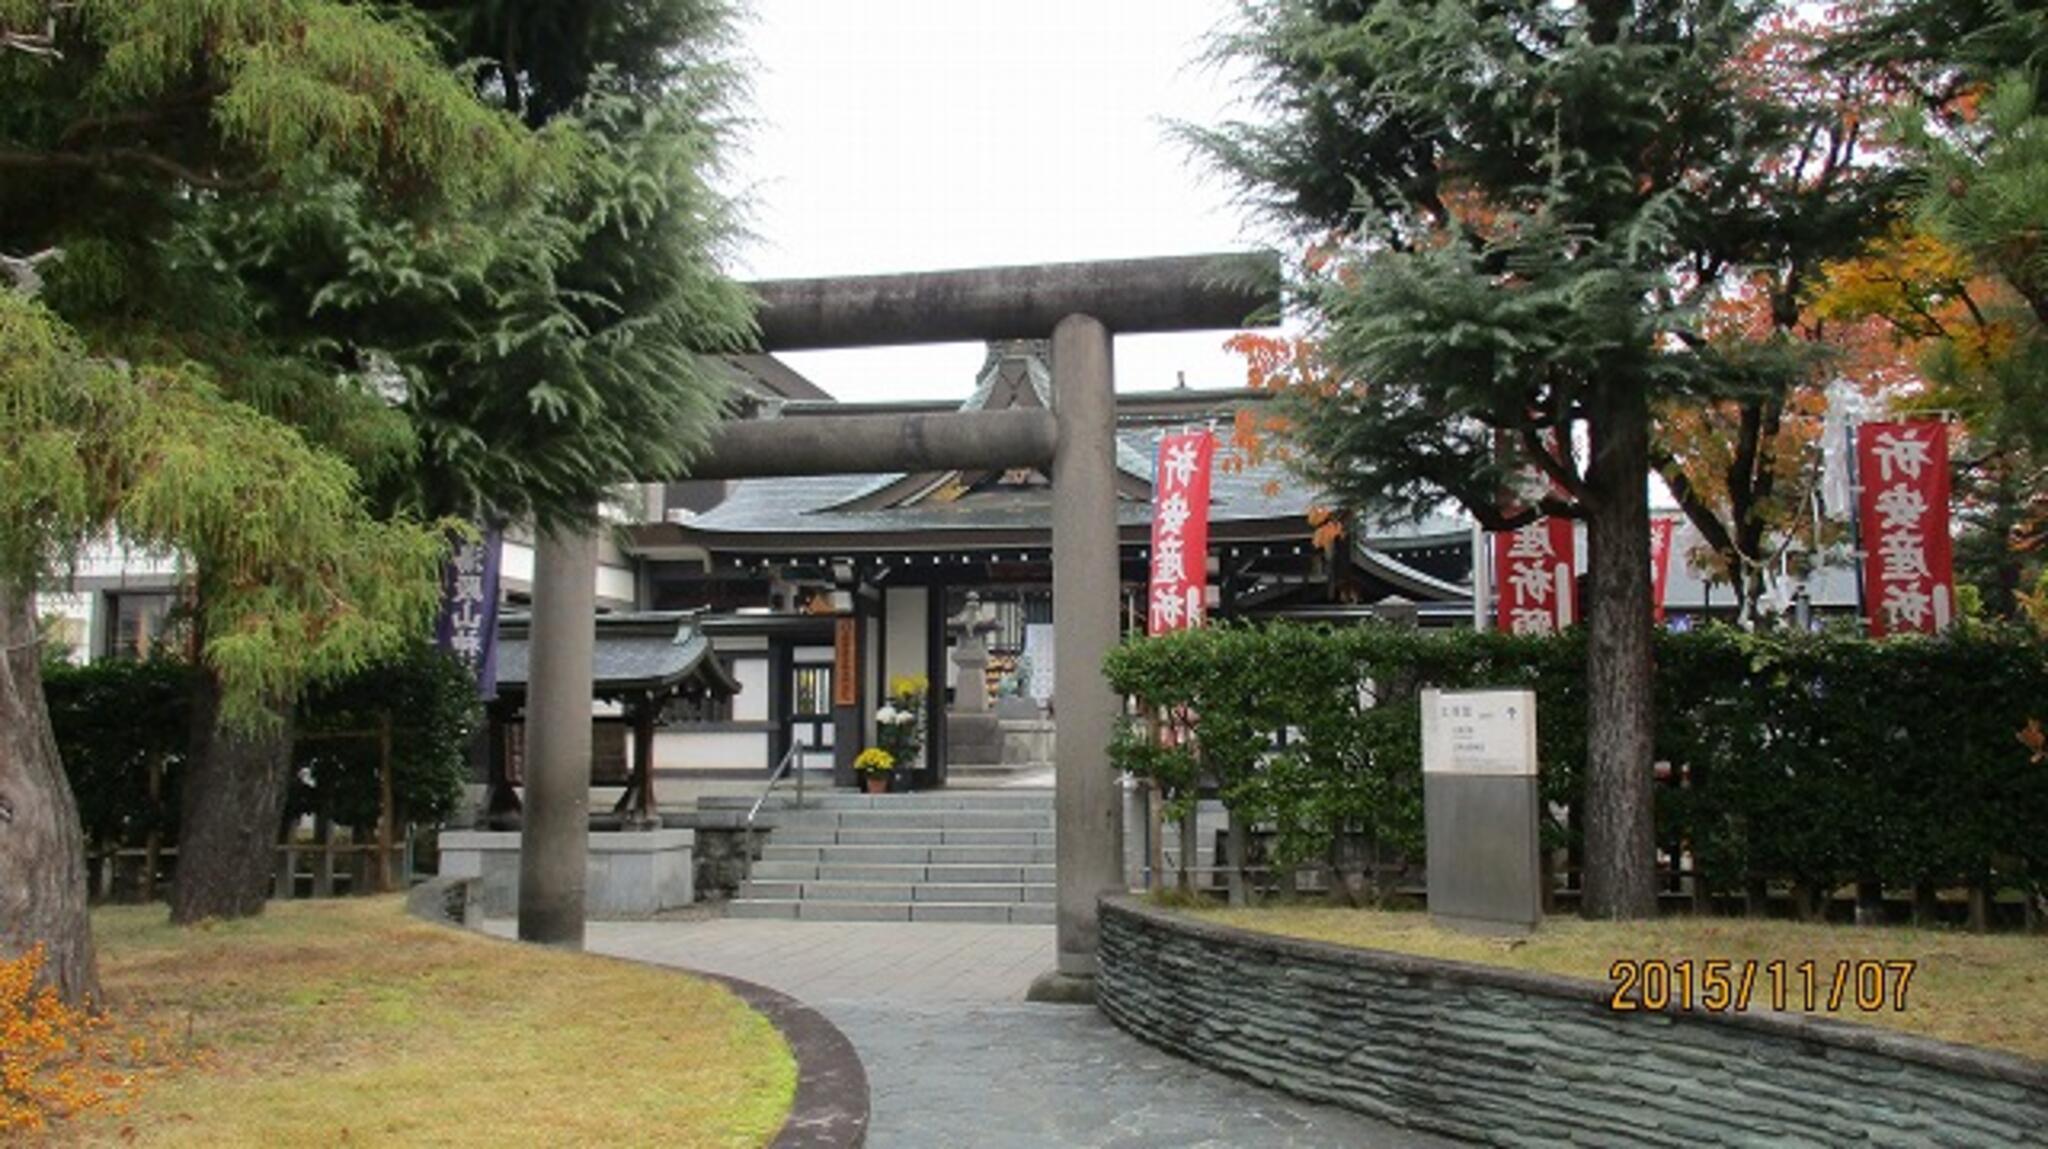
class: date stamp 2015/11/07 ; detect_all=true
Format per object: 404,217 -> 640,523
1607,958 -> 1916,1013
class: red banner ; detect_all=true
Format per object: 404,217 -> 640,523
1147,431 -> 1216,635
1856,421 -> 1954,637
1650,516 -> 1678,623
1493,517 -> 1577,634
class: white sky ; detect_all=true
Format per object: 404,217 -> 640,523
731,0 -> 1268,402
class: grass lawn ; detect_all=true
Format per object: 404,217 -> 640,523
1187,902 -> 2048,1062
54,897 -> 794,1147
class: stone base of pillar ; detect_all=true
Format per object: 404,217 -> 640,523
1024,967 -> 1097,1005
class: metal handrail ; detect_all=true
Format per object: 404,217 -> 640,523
745,737 -> 808,835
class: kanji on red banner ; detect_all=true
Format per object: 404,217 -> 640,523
1493,517 -> 1577,635
1649,517 -> 1678,624
1856,421 -> 1954,637
1147,431 -> 1216,635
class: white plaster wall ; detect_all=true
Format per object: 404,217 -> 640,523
595,562 -> 636,605
730,657 -> 771,721
499,538 -> 535,585
497,539 -> 634,605
655,730 -> 768,771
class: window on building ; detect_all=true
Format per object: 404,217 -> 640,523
104,592 -> 176,661
793,664 -> 833,717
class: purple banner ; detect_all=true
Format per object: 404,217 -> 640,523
435,523 -> 502,700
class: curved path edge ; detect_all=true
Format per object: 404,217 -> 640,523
704,971 -> 871,1149
406,877 -> 869,1148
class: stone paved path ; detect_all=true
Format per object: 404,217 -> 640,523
490,917 -> 1455,1148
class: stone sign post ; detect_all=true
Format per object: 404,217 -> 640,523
1421,688 -> 1541,935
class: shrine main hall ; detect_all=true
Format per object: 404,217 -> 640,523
489,340 -> 1475,799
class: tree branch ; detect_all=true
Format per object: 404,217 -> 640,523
1518,424 -> 1589,503
0,28 -> 61,59
1728,399 -> 1762,535
0,248 -> 60,296
0,146 -> 255,191
1649,446 -> 1739,567
57,85 -> 221,148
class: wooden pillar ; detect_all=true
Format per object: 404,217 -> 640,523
925,580 -> 949,789
831,614 -> 865,785
143,752 -> 163,902
634,698 -> 658,819
484,702 -> 522,829
375,711 -> 394,894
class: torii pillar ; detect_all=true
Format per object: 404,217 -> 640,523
518,254 -> 1277,996
1039,313 -> 1122,997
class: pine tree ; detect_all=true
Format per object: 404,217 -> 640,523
0,0 -> 541,987
216,0 -> 755,532
1191,0 -> 1817,917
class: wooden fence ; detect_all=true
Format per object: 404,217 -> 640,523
86,712 -> 411,905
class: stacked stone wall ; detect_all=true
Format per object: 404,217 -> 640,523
1097,897 -> 2048,1147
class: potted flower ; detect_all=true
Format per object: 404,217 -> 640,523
854,747 -> 896,794
875,675 -> 926,769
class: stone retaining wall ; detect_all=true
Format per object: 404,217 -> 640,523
1097,896 -> 2048,1147
438,829 -> 694,917
660,809 -> 760,901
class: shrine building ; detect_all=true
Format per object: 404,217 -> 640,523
605,339 -> 1474,791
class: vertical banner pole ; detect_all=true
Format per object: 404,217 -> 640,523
1471,522 -> 1490,632
1847,420 -> 1866,626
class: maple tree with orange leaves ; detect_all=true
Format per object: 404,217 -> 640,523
1811,0 -> 2048,619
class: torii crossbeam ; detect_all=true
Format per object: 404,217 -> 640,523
518,252 -> 1280,997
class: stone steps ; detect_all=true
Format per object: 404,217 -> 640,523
765,827 -> 1056,847
750,860 -> 1056,884
700,791 -> 1054,812
761,842 -> 1059,865
727,898 -> 1055,924
725,790 -> 1058,925
741,809 -> 1049,825
741,880 -> 1054,904
944,761 -> 1053,777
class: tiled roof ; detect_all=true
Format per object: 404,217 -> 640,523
494,614 -> 739,698
674,423 -> 1312,536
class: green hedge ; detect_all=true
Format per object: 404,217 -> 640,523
43,642 -> 477,851
1104,623 -> 2048,903
41,656 -> 192,852
289,641 -> 477,830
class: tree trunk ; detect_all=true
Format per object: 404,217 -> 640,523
1580,383 -> 1659,919
0,584 -> 101,1007
169,670 -> 295,924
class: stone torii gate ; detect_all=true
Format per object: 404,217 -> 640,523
518,253 -> 1278,996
